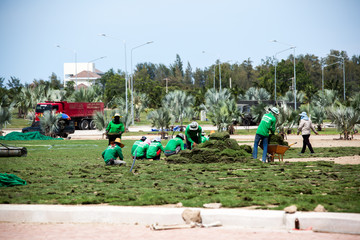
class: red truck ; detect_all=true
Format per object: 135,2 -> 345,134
35,101 -> 104,130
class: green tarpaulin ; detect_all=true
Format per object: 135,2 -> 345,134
0,173 -> 27,187
0,131 -> 63,141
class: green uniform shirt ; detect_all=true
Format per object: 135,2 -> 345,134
201,136 -> 208,143
134,142 -> 149,158
106,121 -> 125,134
102,145 -> 123,163
256,112 -> 277,137
146,141 -> 165,159
131,140 -> 143,156
165,137 -> 185,151
185,125 -> 203,144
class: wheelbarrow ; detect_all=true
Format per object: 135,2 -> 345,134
261,142 -> 297,162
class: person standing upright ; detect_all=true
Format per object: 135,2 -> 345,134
106,113 -> 125,145
253,107 -> 279,163
297,112 -> 318,154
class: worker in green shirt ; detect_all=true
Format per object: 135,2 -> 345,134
146,137 -> 165,160
253,107 -> 279,163
101,139 -> 126,166
131,136 -> 147,156
164,133 -> 185,157
185,121 -> 202,150
201,131 -> 208,143
106,113 -> 125,145
134,140 -> 149,159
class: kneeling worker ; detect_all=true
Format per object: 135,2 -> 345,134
185,121 -> 202,149
102,138 -> 126,166
164,133 -> 185,157
131,136 -> 147,156
146,137 -> 165,160
134,140 -> 150,159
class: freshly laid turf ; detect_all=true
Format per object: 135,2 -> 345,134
0,140 -> 359,213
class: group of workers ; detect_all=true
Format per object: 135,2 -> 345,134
102,113 -> 208,165
103,107 -> 319,165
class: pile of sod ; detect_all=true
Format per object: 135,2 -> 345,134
166,132 -> 252,164
268,134 -> 288,146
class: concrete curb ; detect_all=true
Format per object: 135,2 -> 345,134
1,205 -> 359,234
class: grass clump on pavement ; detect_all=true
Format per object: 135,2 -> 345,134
0,139 -> 359,213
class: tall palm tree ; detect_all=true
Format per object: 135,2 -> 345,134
40,111 -> 59,137
162,90 -> 193,126
147,107 -> 174,139
281,90 -> 305,105
93,109 -> 131,131
202,88 -> 239,132
0,106 -> 12,135
326,104 -> 360,140
133,91 -> 149,122
311,89 -> 338,108
238,87 -> 270,101
70,87 -> 101,102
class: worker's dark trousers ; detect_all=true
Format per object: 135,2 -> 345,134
301,134 -> 314,153
186,137 -> 199,150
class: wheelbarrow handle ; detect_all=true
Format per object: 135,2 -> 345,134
289,142 -> 297,147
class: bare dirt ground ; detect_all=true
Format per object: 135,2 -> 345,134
1,222 -> 359,240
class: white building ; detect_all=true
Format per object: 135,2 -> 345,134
63,62 -> 104,89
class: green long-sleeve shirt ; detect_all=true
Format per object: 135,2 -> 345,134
201,136 -> 208,143
134,142 -> 149,158
102,145 -> 123,164
106,120 -> 125,134
185,125 -> 202,144
165,137 -> 185,151
256,112 -> 277,137
131,140 -> 143,156
146,141 -> 165,159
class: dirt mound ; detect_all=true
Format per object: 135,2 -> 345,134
166,132 -> 252,164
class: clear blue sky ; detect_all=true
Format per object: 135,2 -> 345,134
1,0 -> 359,85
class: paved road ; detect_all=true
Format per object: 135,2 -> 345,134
1,223 -> 359,240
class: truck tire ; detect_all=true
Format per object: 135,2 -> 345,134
89,120 -> 96,130
80,120 -> 89,130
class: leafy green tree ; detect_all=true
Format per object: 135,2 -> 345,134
64,81 -> 76,98
184,62 -> 193,85
49,72 -> 62,89
6,77 -> 23,100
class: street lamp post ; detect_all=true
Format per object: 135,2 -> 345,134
271,40 -> 297,109
56,45 -> 77,88
99,34 -> 129,113
130,41 -> 154,125
329,55 -> 346,100
87,56 -> 106,82
274,47 -> 294,103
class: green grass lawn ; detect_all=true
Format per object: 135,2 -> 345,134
1,139 -> 359,213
